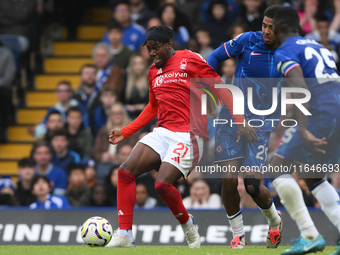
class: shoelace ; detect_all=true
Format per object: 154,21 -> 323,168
185,227 -> 196,243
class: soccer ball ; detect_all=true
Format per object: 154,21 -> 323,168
81,216 -> 113,247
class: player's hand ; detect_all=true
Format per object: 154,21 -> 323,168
299,129 -> 327,154
236,122 -> 260,143
109,128 -> 125,144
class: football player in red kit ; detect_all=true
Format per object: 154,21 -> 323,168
106,25 -> 258,248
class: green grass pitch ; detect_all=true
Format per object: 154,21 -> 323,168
0,246 -> 336,255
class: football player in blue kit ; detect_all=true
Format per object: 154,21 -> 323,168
207,5 -> 284,249
271,7 -> 340,255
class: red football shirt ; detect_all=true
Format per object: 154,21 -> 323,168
121,49 -> 244,140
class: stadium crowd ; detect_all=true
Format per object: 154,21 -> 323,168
0,0 -> 340,209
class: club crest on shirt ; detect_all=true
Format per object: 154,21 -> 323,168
154,75 -> 164,87
180,59 -> 187,69
157,68 -> 162,75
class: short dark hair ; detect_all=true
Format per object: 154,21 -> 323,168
273,7 -> 300,34
56,80 -> 72,89
50,128 -> 69,140
314,12 -> 329,23
67,106 -> 82,116
18,158 -> 35,168
46,110 -> 61,121
80,64 -> 97,74
113,0 -> 130,11
107,21 -> 123,32
195,27 -> 211,38
264,5 -> 284,19
68,164 -> 85,176
144,25 -> 174,46
31,141 -> 53,156
31,175 -> 51,191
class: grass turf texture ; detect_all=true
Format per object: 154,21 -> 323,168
1,246 -> 337,255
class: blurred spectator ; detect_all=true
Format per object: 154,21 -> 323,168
93,103 -> 138,163
201,0 -> 239,25
15,158 -> 36,206
228,22 -> 249,40
66,106 -> 93,158
117,144 -> 133,164
92,43 -> 113,90
195,28 -> 214,60
0,0 -> 36,42
183,178 -> 222,208
89,86 -> 118,136
298,0 -> 317,35
89,183 -> 114,207
187,37 -> 200,53
105,167 -> 119,206
135,183 -> 157,208
330,0 -> 340,32
305,13 -> 340,63
107,22 -> 134,71
330,172 -> 340,196
173,177 -> 191,198
0,176 -> 18,206
130,0 -> 155,28
147,17 -> 162,29
125,54 -> 149,118
41,111 -> 64,143
27,81 -> 89,138
220,58 -> 236,84
237,177 -> 258,208
235,0 -> 267,32
203,0 -> 230,48
74,64 -> 98,110
139,43 -> 153,67
65,164 -> 91,206
103,0 -> 146,52
158,4 -> 190,48
83,159 -> 98,189
0,44 -> 16,142
32,141 -> 68,195
29,175 -> 70,209
50,129 -> 81,174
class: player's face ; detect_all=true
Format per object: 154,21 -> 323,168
262,16 -> 278,47
145,40 -> 173,68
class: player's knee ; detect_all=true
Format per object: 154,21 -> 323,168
244,175 -> 261,199
155,182 -> 172,196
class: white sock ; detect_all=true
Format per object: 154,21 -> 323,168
181,216 -> 193,229
119,229 -> 133,239
227,211 -> 245,237
311,180 -> 340,233
260,202 -> 281,230
273,175 -> 319,240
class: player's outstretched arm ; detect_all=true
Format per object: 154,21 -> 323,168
207,44 -> 230,71
285,66 -> 327,153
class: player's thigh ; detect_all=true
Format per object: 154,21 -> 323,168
163,132 -> 204,179
214,123 -> 245,166
243,132 -> 271,172
269,154 -> 296,180
120,142 -> 161,177
156,162 -> 184,184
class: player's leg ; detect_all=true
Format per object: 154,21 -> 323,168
107,142 -> 162,248
243,133 -> 282,248
156,131 -> 203,248
219,159 -> 246,248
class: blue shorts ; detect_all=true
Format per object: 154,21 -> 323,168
214,122 -> 271,172
276,125 -> 340,165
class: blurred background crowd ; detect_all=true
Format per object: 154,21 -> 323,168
0,0 -> 339,210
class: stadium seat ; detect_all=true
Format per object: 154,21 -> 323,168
0,161 -> 18,175
54,42 -> 96,56
0,144 -> 32,159
77,25 -> 107,40
8,126 -> 39,142
83,8 -> 110,24
17,109 -> 46,124
26,92 -> 58,107
35,75 -> 80,90
44,57 -> 93,73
